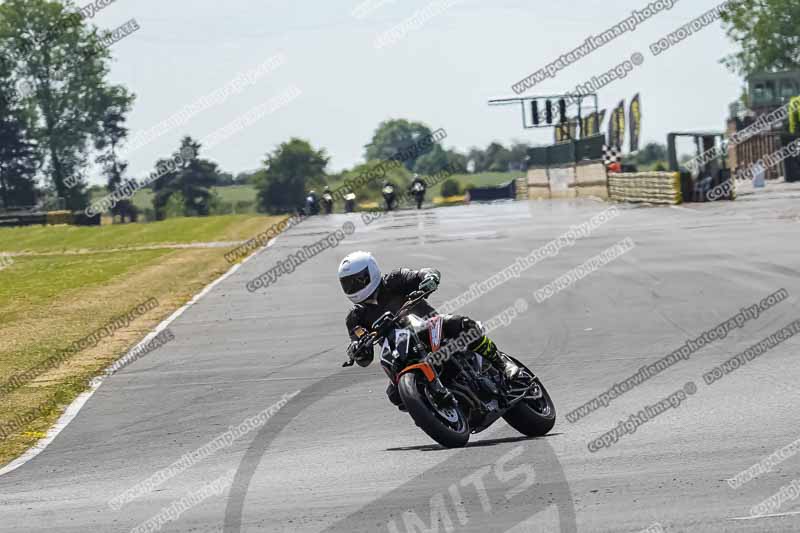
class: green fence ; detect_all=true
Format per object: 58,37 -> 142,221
527,135 -> 605,168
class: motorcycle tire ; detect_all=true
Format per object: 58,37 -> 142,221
502,374 -> 556,437
398,372 -> 470,448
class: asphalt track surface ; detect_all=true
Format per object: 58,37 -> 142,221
2,196 -> 800,532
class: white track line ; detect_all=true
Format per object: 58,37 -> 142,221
730,510 -> 800,521
669,204 -> 700,213
0,237 -> 277,478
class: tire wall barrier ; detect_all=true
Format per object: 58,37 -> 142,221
526,159 -> 609,200
608,171 -> 683,205
527,167 -> 551,199
0,210 -> 99,227
46,210 -> 74,225
548,165 -> 577,199
575,161 -> 609,199
515,177 -> 528,200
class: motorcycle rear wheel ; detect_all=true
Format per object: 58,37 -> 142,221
398,372 -> 470,448
502,360 -> 556,437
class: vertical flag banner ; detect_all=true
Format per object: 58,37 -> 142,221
629,94 -> 642,152
581,114 -> 591,138
614,100 -> 626,149
596,109 -> 606,139
789,96 -> 800,134
555,123 -> 567,143
568,119 -> 578,140
608,102 -> 623,149
582,112 -> 599,138
608,108 -> 617,146
597,109 -> 606,133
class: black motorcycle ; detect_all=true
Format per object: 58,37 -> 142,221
305,193 -> 320,216
344,193 -> 356,213
382,184 -> 397,211
411,182 -> 426,209
344,290 -> 556,447
321,192 -> 334,214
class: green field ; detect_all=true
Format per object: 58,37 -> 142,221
90,173 -> 519,216
89,185 -> 260,215
427,171 -> 520,197
0,214 -> 268,252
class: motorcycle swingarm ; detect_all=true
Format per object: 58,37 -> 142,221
449,383 -> 505,432
504,380 -> 543,407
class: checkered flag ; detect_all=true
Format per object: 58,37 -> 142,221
603,145 -> 620,166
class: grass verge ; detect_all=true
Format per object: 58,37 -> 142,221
0,214 -> 283,467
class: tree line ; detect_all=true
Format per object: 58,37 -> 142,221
0,0 -> 535,219
0,0 -> 795,219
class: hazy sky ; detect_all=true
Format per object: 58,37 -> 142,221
86,0 -> 742,184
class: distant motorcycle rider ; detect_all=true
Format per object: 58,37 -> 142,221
410,174 -> 426,190
321,186 -> 334,214
338,251 -> 519,409
410,174 -> 427,209
381,180 -> 397,211
305,190 -> 320,215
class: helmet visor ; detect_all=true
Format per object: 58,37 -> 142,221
340,266 -> 372,295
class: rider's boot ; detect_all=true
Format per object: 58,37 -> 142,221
472,336 -> 520,380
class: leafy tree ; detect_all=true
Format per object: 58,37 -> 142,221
365,119 -> 433,171
255,139 -> 328,213
178,139 -> 218,217
467,147 -> 489,172
0,0 -> 134,210
720,0 -> 800,76
0,55 -> 39,208
216,172 -> 235,186
413,144 -> 448,175
445,149 -> 467,174
341,160 -> 411,204
150,137 -> 218,219
509,142 -> 531,171
95,86 -> 136,222
635,142 -> 667,165
485,142 -> 512,172
151,153 -> 182,221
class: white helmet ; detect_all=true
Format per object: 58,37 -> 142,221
338,251 -> 381,304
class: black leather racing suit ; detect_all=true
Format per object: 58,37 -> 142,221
410,177 -> 427,191
345,268 -> 500,408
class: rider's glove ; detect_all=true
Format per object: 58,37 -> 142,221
419,274 -> 439,294
347,340 -> 364,359
348,339 -> 373,367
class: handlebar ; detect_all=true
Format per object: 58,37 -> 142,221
341,288 -> 434,367
396,289 -> 432,316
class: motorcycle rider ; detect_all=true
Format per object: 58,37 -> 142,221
306,190 -> 320,215
321,186 -> 334,214
381,180 -> 397,210
409,174 -> 427,209
410,173 -> 426,190
338,251 -> 519,410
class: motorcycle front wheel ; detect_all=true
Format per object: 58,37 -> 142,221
397,372 -> 470,448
